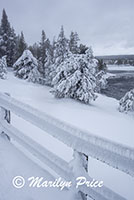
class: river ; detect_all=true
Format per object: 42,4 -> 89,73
102,70 -> 134,100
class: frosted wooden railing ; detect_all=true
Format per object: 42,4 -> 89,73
0,92 -> 134,200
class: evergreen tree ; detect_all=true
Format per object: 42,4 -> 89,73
95,59 -> 107,92
0,56 -> 7,79
69,31 -> 80,54
13,50 -> 38,79
28,43 -> 40,59
54,26 -> 69,65
0,9 -> 16,66
97,59 -> 107,72
119,89 -> 134,112
39,30 -> 47,66
116,59 -> 123,65
95,70 -> 107,92
16,32 -> 27,59
38,30 -> 49,76
44,44 -> 54,86
51,48 -> 98,104
51,26 -> 69,84
8,27 -> 17,65
79,44 -> 88,54
28,63 -> 41,83
0,9 -> 10,57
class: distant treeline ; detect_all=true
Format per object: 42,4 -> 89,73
96,55 -> 134,65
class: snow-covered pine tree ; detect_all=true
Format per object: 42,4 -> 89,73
69,31 -> 80,54
40,30 -> 47,66
52,48 -> 98,104
8,27 -> 17,65
97,59 -> 107,72
0,56 -> 7,79
0,9 -> 17,66
95,59 -> 107,92
79,44 -> 88,54
16,32 -> 27,60
51,26 -> 69,85
54,26 -> 69,64
28,43 -> 40,60
43,44 -> 54,86
38,30 -> 49,77
28,63 -> 41,84
95,70 -> 107,92
119,89 -> 134,112
0,9 -> 11,58
13,50 -> 38,80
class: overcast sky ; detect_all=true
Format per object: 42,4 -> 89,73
0,0 -> 134,56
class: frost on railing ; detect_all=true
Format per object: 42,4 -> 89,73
0,93 -> 10,140
0,120 -> 126,200
0,92 -> 133,200
0,92 -> 134,177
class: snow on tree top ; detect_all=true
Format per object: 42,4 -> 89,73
13,50 -> 38,79
13,50 -> 38,67
52,49 -> 99,103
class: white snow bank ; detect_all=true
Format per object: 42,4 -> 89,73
108,64 -> 134,71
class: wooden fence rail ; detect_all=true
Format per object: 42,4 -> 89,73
0,92 -> 133,200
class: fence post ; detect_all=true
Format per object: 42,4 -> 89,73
0,93 -> 10,140
70,150 -> 88,200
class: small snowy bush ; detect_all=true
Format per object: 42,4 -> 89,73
0,56 -> 7,79
13,50 -> 38,79
51,48 -> 98,104
119,89 -> 134,112
95,70 -> 107,92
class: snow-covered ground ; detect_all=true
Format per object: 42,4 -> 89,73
0,70 -> 134,200
0,136 -> 74,200
108,64 -> 134,71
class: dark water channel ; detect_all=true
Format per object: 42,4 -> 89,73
102,70 -> 134,100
